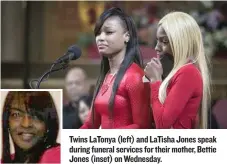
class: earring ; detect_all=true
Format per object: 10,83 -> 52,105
44,129 -> 49,143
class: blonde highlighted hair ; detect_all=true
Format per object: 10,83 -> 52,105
158,12 -> 211,128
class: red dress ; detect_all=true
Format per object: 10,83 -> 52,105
81,63 -> 152,129
150,64 -> 203,129
39,145 -> 60,163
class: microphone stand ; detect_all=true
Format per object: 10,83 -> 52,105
36,63 -> 68,89
29,47 -> 80,89
29,62 -> 69,89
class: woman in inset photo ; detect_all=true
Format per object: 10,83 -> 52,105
1,91 -> 60,163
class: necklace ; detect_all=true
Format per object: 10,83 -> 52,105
100,72 -> 116,96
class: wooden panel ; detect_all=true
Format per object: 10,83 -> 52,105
41,1 -> 108,63
212,58 -> 227,81
1,62 -> 100,79
212,84 -> 227,100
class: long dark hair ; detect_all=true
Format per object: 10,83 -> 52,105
1,91 -> 59,163
91,7 -> 143,125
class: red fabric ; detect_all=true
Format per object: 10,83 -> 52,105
150,64 -> 203,129
81,63 -> 152,129
39,145 -> 60,163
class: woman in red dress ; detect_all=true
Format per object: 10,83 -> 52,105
145,11 -> 211,129
1,91 -> 60,163
81,7 -> 152,129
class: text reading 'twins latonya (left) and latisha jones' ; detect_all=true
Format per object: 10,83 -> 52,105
69,135 -> 217,144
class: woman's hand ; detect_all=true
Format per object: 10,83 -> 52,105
144,57 -> 163,83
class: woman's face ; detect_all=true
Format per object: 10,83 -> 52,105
155,25 -> 174,79
155,25 -> 172,57
78,101 -> 90,124
95,16 -> 129,57
8,96 -> 46,151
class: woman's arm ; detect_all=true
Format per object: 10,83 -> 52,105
150,66 -> 202,128
121,72 -> 152,129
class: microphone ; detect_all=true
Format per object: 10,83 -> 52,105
29,45 -> 82,89
55,45 -> 82,64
